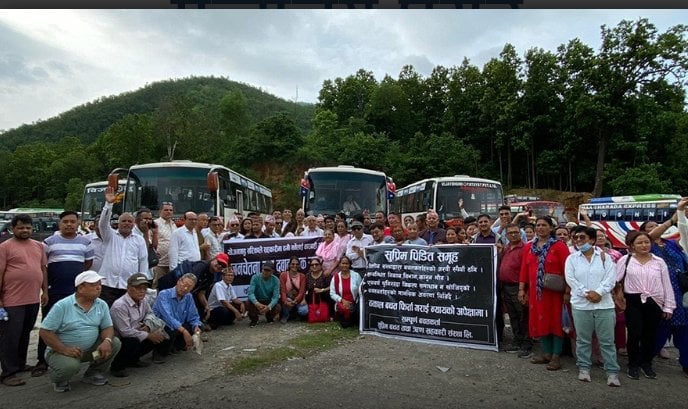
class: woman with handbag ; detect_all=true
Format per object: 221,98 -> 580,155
316,229 -> 340,277
279,256 -> 308,324
518,216 -> 571,371
330,256 -> 363,328
305,257 -> 332,323
618,231 -> 675,380
565,226 -> 621,386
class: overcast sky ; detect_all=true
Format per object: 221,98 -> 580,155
0,10 -> 686,132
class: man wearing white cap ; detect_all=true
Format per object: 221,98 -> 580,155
39,271 -> 122,393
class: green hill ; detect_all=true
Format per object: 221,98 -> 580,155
0,76 -> 315,151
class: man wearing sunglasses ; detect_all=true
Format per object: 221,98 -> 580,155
345,221 -> 373,270
153,202 -> 177,289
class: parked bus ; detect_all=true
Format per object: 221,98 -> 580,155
81,180 -> 127,222
578,194 -> 681,249
108,161 -> 272,221
393,176 -> 504,224
300,165 -> 395,217
509,200 -> 567,225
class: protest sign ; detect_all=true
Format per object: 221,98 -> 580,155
361,244 -> 497,350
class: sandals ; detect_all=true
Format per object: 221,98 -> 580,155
1,376 -> 26,386
546,357 -> 562,371
531,355 -> 551,365
31,363 -> 48,377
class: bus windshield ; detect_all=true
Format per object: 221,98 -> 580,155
125,167 -> 215,218
306,171 -> 387,216
436,182 -> 503,220
82,183 -> 124,221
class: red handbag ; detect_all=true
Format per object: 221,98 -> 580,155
307,292 -> 330,323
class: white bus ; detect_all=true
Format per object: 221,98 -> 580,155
109,161 -> 272,221
578,194 -> 680,249
81,180 -> 127,222
300,165 -> 395,217
393,176 -> 504,223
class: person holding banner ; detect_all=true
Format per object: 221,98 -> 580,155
330,256 -> 362,328
518,216 -> 571,371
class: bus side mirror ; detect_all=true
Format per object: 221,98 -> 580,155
107,174 -> 119,191
207,172 -> 219,193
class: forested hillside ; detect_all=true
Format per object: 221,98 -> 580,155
0,18 -> 686,212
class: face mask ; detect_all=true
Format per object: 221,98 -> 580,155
578,242 -> 593,253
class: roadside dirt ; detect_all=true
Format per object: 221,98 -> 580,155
4,318 -> 686,409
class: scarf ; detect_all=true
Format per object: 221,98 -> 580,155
531,236 -> 557,300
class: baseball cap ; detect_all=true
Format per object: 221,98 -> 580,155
75,270 -> 103,287
350,221 -> 364,229
216,253 -> 230,267
262,261 -> 276,271
127,273 -> 150,287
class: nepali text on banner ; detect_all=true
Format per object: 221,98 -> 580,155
361,244 -> 498,351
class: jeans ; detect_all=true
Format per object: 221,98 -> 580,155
46,337 -> 122,383
247,300 -> 281,323
572,308 -> 620,375
37,293 -> 70,365
280,302 -> 309,320
208,306 -> 238,329
0,303 -> 39,380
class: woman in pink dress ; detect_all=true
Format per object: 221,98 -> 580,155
316,229 -> 340,277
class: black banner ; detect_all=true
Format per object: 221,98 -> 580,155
223,236 -> 322,299
361,244 -> 497,350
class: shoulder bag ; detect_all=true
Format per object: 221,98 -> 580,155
543,273 -> 565,292
612,255 -> 632,312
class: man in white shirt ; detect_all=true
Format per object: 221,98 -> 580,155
99,187 -> 149,307
299,215 -> 324,238
346,221 -> 373,270
153,202 -> 177,288
168,212 -> 201,270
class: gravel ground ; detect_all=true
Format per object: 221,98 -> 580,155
2,319 -> 686,409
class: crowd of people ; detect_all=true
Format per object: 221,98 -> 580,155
1,188 -> 687,392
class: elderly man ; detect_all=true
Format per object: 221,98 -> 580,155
157,253 -> 230,323
153,201 -> 177,288
153,273 -> 204,354
299,215 -> 324,237
419,211 -> 446,245
132,207 -> 159,269
168,211 -> 201,271
110,273 -> 169,377
99,187 -> 149,306
34,210 -> 94,378
0,214 -> 48,387
247,261 -> 281,327
39,271 -> 122,392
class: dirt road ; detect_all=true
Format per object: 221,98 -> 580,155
3,319 -> 686,409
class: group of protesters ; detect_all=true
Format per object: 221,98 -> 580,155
2,188 -> 688,392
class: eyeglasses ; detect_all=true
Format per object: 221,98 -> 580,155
352,227 -> 362,230
573,235 -> 589,241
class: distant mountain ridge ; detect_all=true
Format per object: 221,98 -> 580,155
0,76 -> 315,151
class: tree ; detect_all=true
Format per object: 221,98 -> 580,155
589,19 -> 688,196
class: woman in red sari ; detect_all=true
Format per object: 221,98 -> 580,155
518,216 -> 571,370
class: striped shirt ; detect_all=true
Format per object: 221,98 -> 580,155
616,254 -> 676,314
44,232 -> 94,295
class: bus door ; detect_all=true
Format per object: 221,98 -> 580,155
236,190 -> 244,216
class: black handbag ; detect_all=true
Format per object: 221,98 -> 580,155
543,273 -> 565,292
147,244 -> 159,268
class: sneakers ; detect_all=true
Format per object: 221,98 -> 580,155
249,320 -> 257,328
641,365 -> 657,379
53,381 -> 71,393
578,369 -> 591,382
110,369 -> 129,378
517,349 -> 533,359
280,317 -> 288,324
81,373 -> 108,386
607,374 -> 621,387
627,367 -> 640,380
